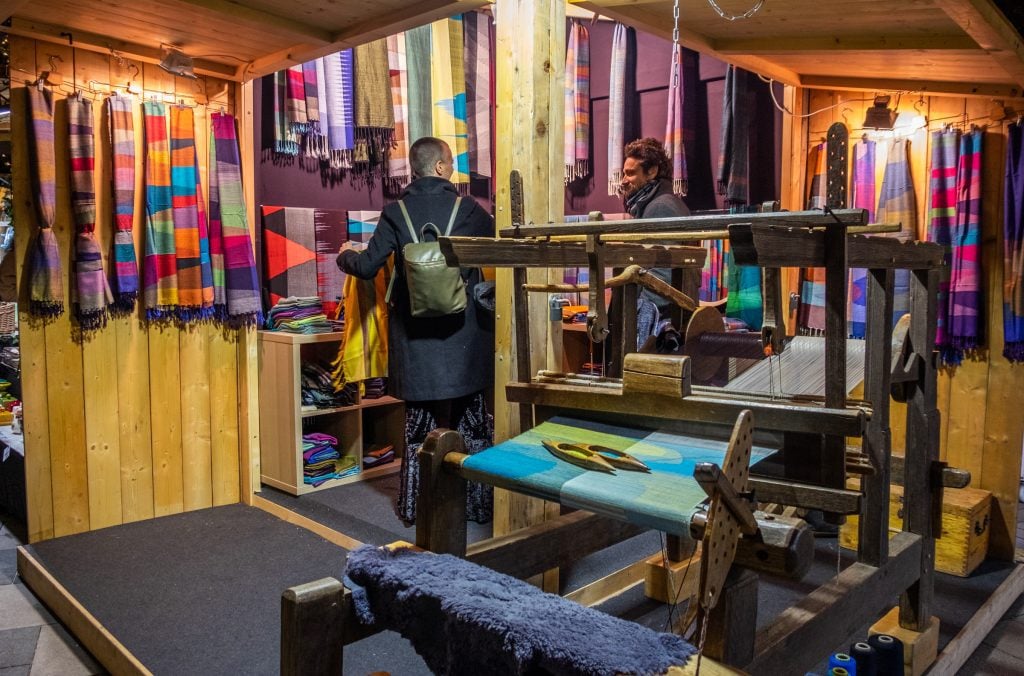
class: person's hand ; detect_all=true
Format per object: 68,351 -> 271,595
338,241 -> 359,254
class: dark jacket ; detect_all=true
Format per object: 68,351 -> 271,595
627,178 -> 690,314
337,177 -> 495,402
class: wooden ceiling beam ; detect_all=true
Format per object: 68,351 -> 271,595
801,74 -> 1024,100
2,0 -> 33,20
714,35 -> 979,54
933,0 -> 1024,89
168,0 -> 333,45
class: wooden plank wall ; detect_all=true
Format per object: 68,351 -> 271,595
795,88 -> 1024,559
10,36 -> 247,542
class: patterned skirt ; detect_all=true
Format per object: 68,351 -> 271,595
396,390 -> 494,525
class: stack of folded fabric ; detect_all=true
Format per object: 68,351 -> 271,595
301,360 -> 358,409
302,432 -> 359,487
363,377 -> 387,399
266,296 -> 335,334
580,361 -> 603,376
363,443 -> 395,468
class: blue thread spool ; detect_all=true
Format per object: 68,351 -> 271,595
868,634 -> 904,675
829,652 -> 857,676
850,641 -> 878,676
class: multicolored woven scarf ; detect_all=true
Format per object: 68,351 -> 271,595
322,50 -> 354,171
664,44 -> 688,196
607,22 -> 628,195
354,38 -> 395,174
848,139 -> 876,338
716,65 -> 753,205
464,10 -> 493,179
68,95 -> 113,330
286,65 -> 308,133
387,33 -> 411,193
209,113 -> 262,326
876,138 -> 917,326
405,25 -> 433,146
798,142 -> 827,332
302,61 -> 320,131
143,101 -> 178,318
725,251 -> 762,329
1004,122 -> 1024,361
26,85 -> 64,317
431,17 -> 470,188
700,239 -> 727,303
106,93 -> 139,312
564,20 -> 590,184
947,129 -> 983,362
272,69 -> 299,155
928,128 -> 960,358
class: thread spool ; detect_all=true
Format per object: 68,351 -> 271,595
829,652 -> 857,676
829,668 -> 850,676
850,641 -> 877,676
867,634 -> 904,675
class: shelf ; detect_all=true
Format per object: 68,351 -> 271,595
258,330 -> 344,345
299,395 -> 404,419
262,460 -> 399,495
563,322 -> 588,332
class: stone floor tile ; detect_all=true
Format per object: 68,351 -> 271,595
0,627 -> 39,669
957,642 -> 1023,675
28,625 -> 100,676
0,549 -> 16,586
980,618 -> 1024,661
0,587 -> 53,632
0,666 -> 32,676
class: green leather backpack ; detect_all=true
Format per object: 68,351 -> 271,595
396,197 -> 467,318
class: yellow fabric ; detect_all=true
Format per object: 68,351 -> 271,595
333,257 -> 392,393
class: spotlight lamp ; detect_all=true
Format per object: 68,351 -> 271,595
863,95 -> 896,130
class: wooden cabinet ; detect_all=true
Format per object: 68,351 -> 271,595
257,330 -> 405,495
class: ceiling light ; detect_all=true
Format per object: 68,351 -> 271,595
863,95 -> 896,130
158,47 -> 196,79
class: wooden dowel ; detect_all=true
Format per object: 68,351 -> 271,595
523,265 -> 696,312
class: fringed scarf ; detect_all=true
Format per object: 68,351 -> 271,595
68,95 -> 113,331
302,59 -> 326,160
405,25 -> 433,146
716,65 -> 753,205
798,142 -> 827,332
664,44 -> 688,196
607,22 -> 628,195
928,128 -> 960,359
106,93 -> 139,312
431,17 -> 470,189
700,239 -> 727,303
946,129 -> 983,362
564,20 -> 590,184
286,65 -> 308,133
387,33 -> 411,194
323,50 -> 354,171
465,10 -> 493,179
143,101 -> 178,318
354,38 -> 395,174
26,85 -> 64,317
1004,121 -> 1024,361
210,112 -> 263,326
876,138 -> 917,326
849,139 -> 876,339
272,69 -> 300,155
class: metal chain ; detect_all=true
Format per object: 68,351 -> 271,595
706,0 -> 765,22
671,0 -> 681,89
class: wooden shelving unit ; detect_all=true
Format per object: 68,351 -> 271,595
257,331 -> 405,496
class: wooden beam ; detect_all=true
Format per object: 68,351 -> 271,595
2,0 -> 32,20
801,74 -> 1023,99
729,225 -> 944,269
714,35 -> 979,53
933,0 -> 1024,90
441,237 -> 705,268
749,476 -> 861,515
164,0 -> 333,45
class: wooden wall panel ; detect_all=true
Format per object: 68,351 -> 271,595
10,36 -> 248,541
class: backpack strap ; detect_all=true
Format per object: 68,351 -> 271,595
443,197 -> 463,236
397,200 -> 419,243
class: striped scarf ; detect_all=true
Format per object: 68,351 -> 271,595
664,44 -> 688,196
286,65 -> 308,133
354,38 -> 395,173
210,113 -> 263,326
387,33 -> 411,194
27,85 -> 64,317
1004,122 -> 1024,361
405,25 -> 433,145
607,22 -> 628,195
68,95 -> 113,330
323,50 -> 354,170
143,101 -> 178,318
302,59 -> 326,160
564,21 -> 590,184
700,239 -> 727,303
928,129 -> 960,359
465,10 -> 493,179
849,139 -> 876,338
431,17 -> 470,188
302,61 -> 320,131
876,138 -> 917,326
272,70 -> 299,155
106,93 -> 139,312
716,66 -> 753,205
947,129 -> 983,362
798,142 -> 828,332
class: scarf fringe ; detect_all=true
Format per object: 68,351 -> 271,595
109,293 -> 138,315
77,307 -> 108,332
565,160 -> 590,185
456,182 -> 471,196
608,170 -> 622,196
274,140 -> 301,156
716,179 -> 728,195
939,346 -> 964,367
1004,342 -> 1024,362
224,310 -> 265,329
673,178 -> 688,196
30,300 -> 64,318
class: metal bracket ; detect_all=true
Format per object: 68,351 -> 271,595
585,234 -> 609,343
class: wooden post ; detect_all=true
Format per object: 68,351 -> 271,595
702,567 -> 758,668
415,429 -> 468,556
822,219 -> 848,523
281,578 -> 344,676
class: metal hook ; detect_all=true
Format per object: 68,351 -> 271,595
47,54 -> 63,73
913,96 -> 926,113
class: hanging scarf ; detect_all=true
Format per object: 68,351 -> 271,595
564,20 -> 590,184
947,129 -> 983,362
68,95 -> 113,330
332,260 -> 392,394
849,139 -> 876,339
323,50 -> 354,171
1004,122 -> 1024,361
354,38 -> 395,173
26,85 -> 64,317
285,65 -> 308,133
716,65 -> 753,205
405,25 -> 433,146
664,44 -> 688,196
302,59 -> 326,160
607,22 -> 628,195
106,93 -> 140,312
387,33 -> 411,194
210,113 -> 263,326
876,138 -> 918,326
798,142 -> 828,332
465,10 -> 493,179
302,61 -> 320,130
928,128 -> 960,360
430,17 -> 470,189
700,239 -> 727,304
143,101 -> 178,318
725,247 -> 762,330
272,70 -> 300,155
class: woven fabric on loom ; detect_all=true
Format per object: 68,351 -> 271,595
929,128 -> 960,359
464,10 -> 493,178
106,93 -> 139,311
564,21 -> 590,184
849,140 -> 876,338
261,206 -> 318,309
947,129 -> 983,361
26,85 -> 64,317
798,142 -> 827,332
430,17 -> 470,188
607,23 -> 628,195
1004,122 -> 1024,361
876,138 -> 917,326
387,34 -> 411,192
664,44 -> 688,196
143,101 -> 178,317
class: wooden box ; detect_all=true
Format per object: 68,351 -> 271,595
840,484 -> 991,577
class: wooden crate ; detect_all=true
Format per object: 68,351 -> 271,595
841,484 -> 991,577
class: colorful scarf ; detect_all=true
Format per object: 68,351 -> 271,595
272,69 -> 300,155
322,50 -> 354,170
68,95 -> 113,330
26,85 -> 64,317
354,38 -> 395,172
333,261 -> 392,393
700,239 -> 727,303
1004,122 -> 1024,361
716,65 -> 753,205
607,22 -> 628,195
387,33 -> 411,193
209,113 -> 263,326
876,138 -> 917,325
725,250 -> 762,329
848,139 -> 876,338
564,20 -> 590,184
431,17 -> 470,188
143,101 -> 178,318
302,61 -> 320,130
106,93 -> 139,312
405,25 -> 433,145
947,129 -> 983,361
664,44 -> 688,196
798,142 -> 828,332
464,10 -> 493,179
286,65 -> 308,133
928,128 -> 960,358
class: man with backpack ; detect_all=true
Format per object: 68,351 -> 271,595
337,137 -> 495,526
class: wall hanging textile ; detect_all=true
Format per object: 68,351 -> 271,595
849,139 -> 876,339
929,128 -> 961,361
716,65 -> 754,206
386,33 -> 411,193
1004,121 -> 1024,361
68,95 -> 113,331
946,128 -> 984,362
271,69 -> 300,155
348,210 -> 381,244
209,112 -> 263,326
464,10 -> 493,179
607,22 -> 628,195
143,101 -> 178,318
664,44 -> 688,196
354,38 -> 395,174
564,20 -> 590,184
430,17 -> 470,189
405,25 -> 433,146
312,209 -> 348,318
106,92 -> 139,312
26,84 -> 64,317
876,138 -> 917,326
798,142 -> 827,332
323,50 -> 355,171
261,206 -> 318,308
